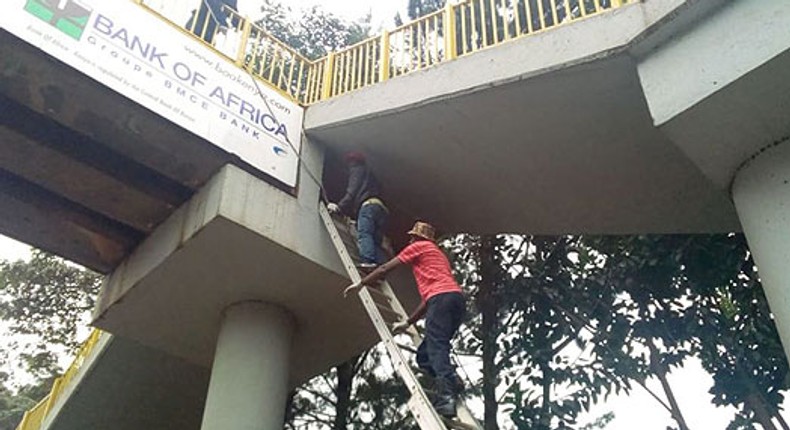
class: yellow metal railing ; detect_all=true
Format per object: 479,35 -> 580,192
15,397 -> 49,430
454,0 -> 625,56
132,0 -> 633,105
15,330 -> 104,430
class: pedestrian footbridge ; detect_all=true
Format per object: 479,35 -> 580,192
3,0 -> 789,429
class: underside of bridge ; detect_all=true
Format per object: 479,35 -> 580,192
1,29 -> 243,272
306,0 -> 741,237
5,0 -> 790,429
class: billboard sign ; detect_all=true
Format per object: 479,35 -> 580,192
2,0 -> 304,188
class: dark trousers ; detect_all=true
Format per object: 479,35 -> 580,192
416,292 -> 465,387
356,202 -> 388,264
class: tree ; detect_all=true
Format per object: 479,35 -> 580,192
681,235 -> 789,430
254,0 -> 371,61
446,234 -> 630,430
0,250 -> 101,429
585,234 -> 789,430
407,0 -> 446,20
284,347 -> 415,430
583,235 -> 697,430
0,251 -> 100,383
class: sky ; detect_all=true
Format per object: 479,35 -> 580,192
146,0 -> 405,32
236,0 -> 404,30
2,0 -> 789,427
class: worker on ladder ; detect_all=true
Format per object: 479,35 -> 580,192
327,151 -> 389,270
345,221 -> 466,418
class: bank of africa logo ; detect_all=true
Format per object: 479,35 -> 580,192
24,0 -> 93,40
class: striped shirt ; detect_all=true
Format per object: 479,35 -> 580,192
397,240 -> 463,302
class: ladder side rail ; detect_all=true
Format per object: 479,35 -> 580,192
319,204 -> 364,283
378,285 -> 482,430
357,287 -> 449,430
318,204 -> 448,430
375,281 -> 423,344
368,249 -> 483,430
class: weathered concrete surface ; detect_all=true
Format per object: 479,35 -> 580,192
0,29 -> 231,272
305,0 -> 740,236
636,0 -> 790,359
637,0 -> 790,189
732,140 -> 790,362
93,160 -> 419,387
200,302 -> 294,430
43,333 -> 209,430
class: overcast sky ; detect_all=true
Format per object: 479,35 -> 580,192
237,0 -> 404,30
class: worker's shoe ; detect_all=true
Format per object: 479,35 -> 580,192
434,395 -> 456,418
356,262 -> 377,273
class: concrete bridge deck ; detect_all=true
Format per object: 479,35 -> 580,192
4,0 -> 790,428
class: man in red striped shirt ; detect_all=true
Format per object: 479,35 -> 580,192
346,221 -> 466,418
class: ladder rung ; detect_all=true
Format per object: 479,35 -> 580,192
396,342 -> 418,354
369,291 -> 392,305
376,302 -> 404,321
320,203 -> 485,430
370,295 -> 395,312
366,285 -> 393,300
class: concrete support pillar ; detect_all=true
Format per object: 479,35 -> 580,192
731,139 -> 790,361
200,301 -> 295,430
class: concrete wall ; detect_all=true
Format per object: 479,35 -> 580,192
637,0 -> 790,190
90,134 -> 412,387
638,0 -> 790,126
93,135 -> 339,318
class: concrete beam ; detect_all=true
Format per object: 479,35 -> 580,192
93,153 -> 420,386
304,1 -> 739,236
637,0 -> 790,190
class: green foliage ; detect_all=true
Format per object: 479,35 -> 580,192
406,0 -> 446,20
0,374 -> 33,430
0,250 -> 100,382
0,250 -> 100,429
584,234 -> 789,429
444,233 -> 788,429
445,235 -> 630,429
579,411 -> 614,430
285,347 -> 415,430
254,0 -> 371,61
682,235 -> 788,428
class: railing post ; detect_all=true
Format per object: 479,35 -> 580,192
235,17 -> 253,67
611,0 -> 623,6
444,2 -> 457,60
321,52 -> 336,100
42,380 -> 61,417
17,411 -> 30,430
380,32 -> 390,82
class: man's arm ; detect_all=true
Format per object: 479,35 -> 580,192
336,165 -> 362,216
405,300 -> 427,325
360,256 -> 400,284
391,300 -> 427,334
344,256 -> 402,296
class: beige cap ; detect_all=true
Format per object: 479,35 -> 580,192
407,221 -> 436,241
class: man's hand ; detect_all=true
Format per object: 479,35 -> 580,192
327,203 -> 340,214
391,320 -> 410,335
343,282 -> 362,298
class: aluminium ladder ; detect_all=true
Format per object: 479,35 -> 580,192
318,203 -> 482,430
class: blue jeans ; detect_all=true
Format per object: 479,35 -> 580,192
357,202 -> 388,264
416,292 -> 465,385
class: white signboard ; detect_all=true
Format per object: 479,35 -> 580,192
1,0 -> 304,188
